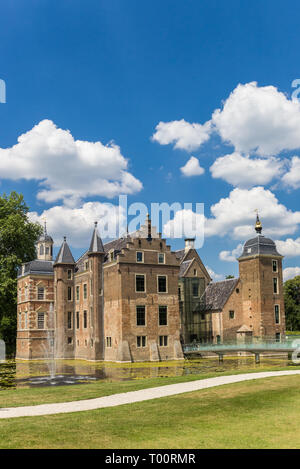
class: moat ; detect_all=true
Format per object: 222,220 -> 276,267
0,356 -> 294,390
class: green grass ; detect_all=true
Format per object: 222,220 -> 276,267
1,375 -> 300,449
1,361 -> 299,409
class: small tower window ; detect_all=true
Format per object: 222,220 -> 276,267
67,269 -> 72,280
272,260 -> 278,273
37,287 -> 44,300
273,278 -> 279,294
37,313 -> 45,330
275,305 -> 280,324
68,287 -> 72,301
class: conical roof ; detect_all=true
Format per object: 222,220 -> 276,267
89,222 -> 104,253
54,237 -> 75,264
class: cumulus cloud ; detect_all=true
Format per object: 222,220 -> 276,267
0,120 -> 142,205
210,152 -> 284,188
152,119 -> 212,151
205,186 -> 300,240
275,237 -> 300,257
163,208 -> 205,248
282,156 -> 300,189
219,243 -> 243,262
212,82 -> 300,156
205,266 -> 224,281
29,201 -> 126,248
283,267 -> 300,282
180,156 -> 205,177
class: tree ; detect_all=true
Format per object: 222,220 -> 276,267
0,192 -> 42,355
284,276 -> 300,331
226,275 -> 235,279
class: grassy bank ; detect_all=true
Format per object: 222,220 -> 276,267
0,375 -> 300,449
0,360 -> 299,409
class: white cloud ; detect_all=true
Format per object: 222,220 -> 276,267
212,82 -> 300,156
152,119 -> 212,151
282,156 -> 300,189
163,208 -> 205,247
275,238 -> 300,257
205,266 -> 224,281
180,156 -> 205,177
210,152 -> 284,188
205,186 -> 300,240
29,201 -> 126,248
283,267 -> 300,282
0,120 -> 142,204
219,243 -> 243,262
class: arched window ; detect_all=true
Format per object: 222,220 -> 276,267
40,244 -> 44,255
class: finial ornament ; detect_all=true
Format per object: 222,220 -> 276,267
64,236 -> 67,242
255,211 -> 262,234
94,221 -> 98,228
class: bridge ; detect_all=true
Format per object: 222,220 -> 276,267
183,340 -> 300,363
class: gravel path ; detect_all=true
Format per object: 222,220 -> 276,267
1,370 -> 300,420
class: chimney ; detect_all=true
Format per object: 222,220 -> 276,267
185,238 -> 195,252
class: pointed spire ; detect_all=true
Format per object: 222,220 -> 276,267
255,212 -> 263,234
54,236 -> 75,264
89,222 -> 104,254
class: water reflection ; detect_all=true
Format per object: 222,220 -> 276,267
0,356 -> 293,390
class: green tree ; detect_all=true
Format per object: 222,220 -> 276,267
0,192 -> 42,355
284,276 -> 300,331
226,275 -> 235,279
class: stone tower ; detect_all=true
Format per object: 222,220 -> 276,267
36,221 -> 54,261
87,222 -> 105,360
53,236 -> 75,358
238,215 -> 286,341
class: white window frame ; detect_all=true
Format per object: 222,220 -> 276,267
135,274 -> 146,293
274,304 -> 280,324
157,275 -> 168,293
158,253 -> 165,264
136,251 -> 144,263
136,335 -> 147,348
273,277 -> 279,294
158,305 -> 168,326
272,259 -> 278,273
136,305 -> 146,327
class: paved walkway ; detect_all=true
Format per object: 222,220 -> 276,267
1,370 -> 300,420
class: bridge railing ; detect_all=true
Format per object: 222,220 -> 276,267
183,338 -> 296,353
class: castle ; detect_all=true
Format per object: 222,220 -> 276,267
16,215 -> 286,361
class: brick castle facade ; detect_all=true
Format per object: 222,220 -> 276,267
16,215 -> 286,361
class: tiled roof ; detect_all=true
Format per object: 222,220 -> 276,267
239,235 -> 282,259
175,249 -> 186,261
89,224 -> 104,253
179,259 -> 193,277
18,260 -> 54,277
202,278 -> 239,311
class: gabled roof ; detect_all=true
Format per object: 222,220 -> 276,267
179,259 -> 193,277
54,237 -> 75,265
202,278 -> 239,311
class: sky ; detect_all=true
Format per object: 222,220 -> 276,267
1,0 -> 300,281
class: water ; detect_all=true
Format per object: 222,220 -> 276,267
0,356 -> 294,390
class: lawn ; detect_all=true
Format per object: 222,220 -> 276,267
0,375 -> 300,449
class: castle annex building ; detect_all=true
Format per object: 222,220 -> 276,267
16,215 -> 286,362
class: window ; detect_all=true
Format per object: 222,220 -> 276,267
159,306 -> 168,326
83,284 -> 87,299
68,286 -> 72,301
67,311 -> 72,329
137,336 -> 146,348
178,286 -> 181,301
25,312 -> 28,329
18,312 -> 22,329
67,337 -> 73,345
39,244 -> 44,255
85,261 -> 89,270
272,260 -> 278,273
158,275 -> 167,293
158,253 -> 165,264
37,312 -> 44,330
25,286 -> 28,301
136,251 -> 144,263
136,306 -> 146,326
45,247 -> 49,255
273,278 -> 279,294
275,305 -> 280,324
136,274 -> 145,292
67,269 -> 72,280
83,311 -> 87,328
159,335 -> 168,347
275,332 -> 281,343
229,310 -> 235,320
37,287 -> 44,300
76,286 -> 80,301
194,269 -> 197,276
76,311 -> 80,329
216,335 -> 221,345
192,282 -> 199,297
106,337 -> 112,348
110,252 -> 114,262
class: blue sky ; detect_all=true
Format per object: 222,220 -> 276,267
1,0 -> 300,281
